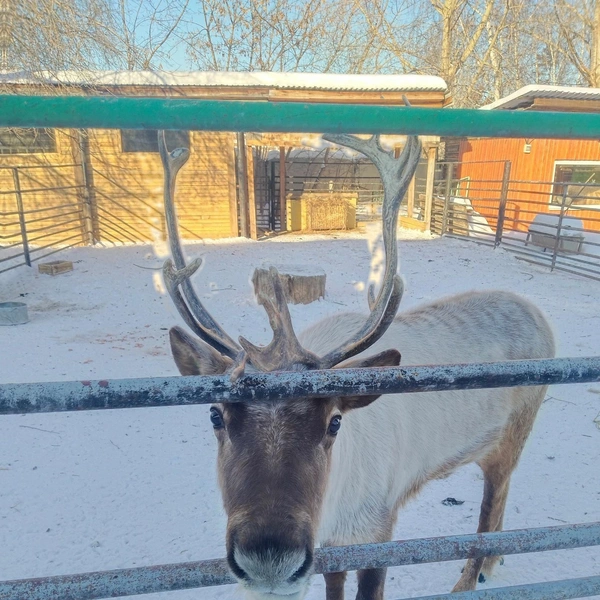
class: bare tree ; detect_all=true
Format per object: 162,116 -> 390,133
1,0 -> 191,77
553,0 -> 600,86
4,0 -> 600,109
184,0 -> 382,73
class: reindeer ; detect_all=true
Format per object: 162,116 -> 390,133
158,130 -> 555,600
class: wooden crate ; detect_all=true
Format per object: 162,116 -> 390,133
38,260 -> 74,275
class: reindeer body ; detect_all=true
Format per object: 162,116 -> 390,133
299,290 -> 554,598
160,127 -> 555,599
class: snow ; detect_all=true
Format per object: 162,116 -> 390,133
528,214 -> 584,238
581,231 -> 600,258
0,70 -> 448,92
439,196 -> 494,237
0,231 -> 599,600
467,211 -> 494,237
481,84 -> 600,111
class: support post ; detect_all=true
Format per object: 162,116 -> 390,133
279,146 -> 286,231
70,129 -> 98,245
406,175 -> 415,219
227,138 -> 239,237
495,160 -> 512,247
423,145 -> 437,231
236,132 -> 250,238
269,161 -> 276,231
247,145 -> 258,240
12,168 -> 30,267
551,188 -> 569,271
441,163 -> 454,235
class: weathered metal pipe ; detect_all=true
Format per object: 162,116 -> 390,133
1,357 -> 600,415
407,576 -> 600,600
3,95 -> 600,139
0,523 -> 598,600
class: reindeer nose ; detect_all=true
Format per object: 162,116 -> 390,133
228,533 -> 313,587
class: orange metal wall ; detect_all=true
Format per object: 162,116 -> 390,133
458,138 -> 600,231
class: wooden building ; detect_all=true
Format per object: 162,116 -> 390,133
0,71 -> 448,247
457,85 -> 600,233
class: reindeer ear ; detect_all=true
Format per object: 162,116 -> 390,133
169,326 -> 233,376
335,349 -> 401,411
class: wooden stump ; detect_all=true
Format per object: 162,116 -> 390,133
252,264 -> 326,305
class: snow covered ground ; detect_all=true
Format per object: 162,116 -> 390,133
0,230 -> 599,600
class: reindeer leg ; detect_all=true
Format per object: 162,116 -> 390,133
324,571 -> 347,600
452,467 -> 511,592
354,510 -> 396,600
452,392 -> 544,592
356,568 -> 387,600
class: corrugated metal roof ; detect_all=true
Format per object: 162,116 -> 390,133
481,84 -> 600,110
0,70 -> 447,93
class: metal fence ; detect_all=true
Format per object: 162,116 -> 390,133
0,359 -> 599,599
1,523 -> 599,600
1,96 -> 600,600
431,160 -> 600,281
0,162 -> 205,270
0,164 -> 86,274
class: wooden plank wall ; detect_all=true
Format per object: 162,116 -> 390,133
89,130 -> 237,243
458,137 -> 600,232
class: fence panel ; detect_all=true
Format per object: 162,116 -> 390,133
2,95 -> 600,600
432,161 -> 600,281
0,164 -> 86,274
1,523 -> 599,600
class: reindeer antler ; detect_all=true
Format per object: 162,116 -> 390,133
317,131 -> 421,367
159,131 -> 241,359
161,116 -> 421,373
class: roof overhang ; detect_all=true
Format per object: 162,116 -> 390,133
481,84 -> 600,111
0,70 -> 447,94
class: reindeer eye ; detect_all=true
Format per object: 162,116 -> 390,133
210,407 -> 224,429
327,415 -> 342,436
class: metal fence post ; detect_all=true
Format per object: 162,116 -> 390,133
12,168 -> 31,267
551,188 -> 569,271
494,161 -> 511,247
279,146 -> 287,231
442,163 -> 454,235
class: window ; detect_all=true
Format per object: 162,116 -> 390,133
551,162 -> 600,209
121,129 -> 190,153
0,128 -> 57,154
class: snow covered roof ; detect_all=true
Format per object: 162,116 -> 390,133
0,70 -> 447,93
481,84 -> 600,110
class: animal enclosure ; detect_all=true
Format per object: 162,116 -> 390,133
0,95 -> 599,600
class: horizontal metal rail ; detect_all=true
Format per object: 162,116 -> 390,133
0,183 -> 83,195
3,96 -> 600,138
0,162 -> 80,170
1,357 -> 599,415
412,576 -> 600,600
1,523 -> 598,600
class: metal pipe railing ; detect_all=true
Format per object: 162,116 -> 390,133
1,523 -> 598,600
1,357 -> 599,415
3,96 -> 600,138
412,576 -> 600,600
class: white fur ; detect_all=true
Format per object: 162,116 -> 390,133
235,546 -> 309,598
297,290 -> 555,547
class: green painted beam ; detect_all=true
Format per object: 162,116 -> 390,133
1,95 -> 600,138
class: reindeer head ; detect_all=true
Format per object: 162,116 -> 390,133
159,127 -> 421,600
